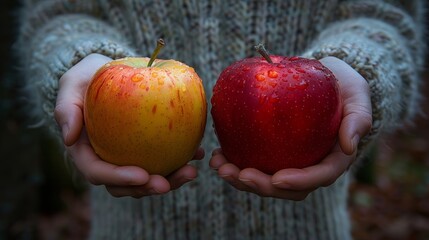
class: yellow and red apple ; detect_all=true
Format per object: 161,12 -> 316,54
84,39 -> 207,176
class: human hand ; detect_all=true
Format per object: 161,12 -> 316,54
209,56 -> 372,200
54,53 -> 205,198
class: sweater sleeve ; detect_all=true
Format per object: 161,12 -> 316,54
303,0 -> 426,152
16,1 -> 137,137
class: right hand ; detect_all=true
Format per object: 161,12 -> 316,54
209,57 -> 372,200
54,53 -> 204,198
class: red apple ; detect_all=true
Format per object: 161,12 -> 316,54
211,44 -> 342,174
84,39 -> 207,176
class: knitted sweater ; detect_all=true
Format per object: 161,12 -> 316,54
16,0 -> 426,239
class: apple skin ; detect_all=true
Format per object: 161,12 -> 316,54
84,57 -> 207,176
211,56 -> 342,174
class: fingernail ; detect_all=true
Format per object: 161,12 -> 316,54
212,149 -> 221,156
219,174 -> 235,184
239,178 -> 257,189
346,165 -> 352,171
210,163 -> 219,170
148,188 -> 162,195
272,181 -> 291,189
210,161 -> 219,170
351,135 -> 360,152
61,124 -> 69,143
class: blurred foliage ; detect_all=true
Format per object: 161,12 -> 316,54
350,108 -> 429,239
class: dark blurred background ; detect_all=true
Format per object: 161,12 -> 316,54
1,1 -> 428,240
0,1 -> 90,240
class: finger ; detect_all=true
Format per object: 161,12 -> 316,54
212,148 -> 223,156
218,163 -> 253,192
141,175 -> 171,194
338,70 -> 372,154
209,148 -> 227,170
339,102 -> 372,155
69,130 -> 150,186
106,175 -> 170,198
193,147 -> 205,160
55,102 -> 83,146
55,54 -> 112,145
238,168 -> 272,197
167,164 -> 198,190
319,57 -> 372,154
238,169 -> 312,201
271,144 -> 355,191
55,70 -> 86,146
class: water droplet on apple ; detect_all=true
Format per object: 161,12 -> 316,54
258,95 -> 267,104
132,73 -> 144,82
158,78 -> 165,85
277,64 -> 286,68
269,93 -> 280,103
255,74 -> 266,82
293,74 -> 299,80
181,85 -> 187,92
239,79 -> 246,88
286,83 -> 295,90
289,56 -> 300,61
295,68 -> 306,73
268,81 -> 277,87
296,80 -> 309,90
314,66 -> 324,71
268,70 -> 279,78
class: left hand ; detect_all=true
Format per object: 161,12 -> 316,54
209,56 -> 372,200
55,53 -> 205,198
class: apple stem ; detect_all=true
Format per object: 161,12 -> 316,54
147,38 -> 165,67
255,43 -> 273,63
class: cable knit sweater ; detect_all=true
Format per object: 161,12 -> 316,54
16,0 -> 426,239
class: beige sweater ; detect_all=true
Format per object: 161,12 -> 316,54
16,0 -> 426,239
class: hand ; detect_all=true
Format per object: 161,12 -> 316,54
54,53 -> 205,198
209,56 -> 372,200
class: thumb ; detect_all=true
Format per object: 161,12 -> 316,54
55,53 -> 112,146
339,102 -> 372,155
54,100 -> 83,146
319,57 -> 372,155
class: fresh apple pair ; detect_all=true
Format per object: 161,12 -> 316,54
84,39 -> 341,176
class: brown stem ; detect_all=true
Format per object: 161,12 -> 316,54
254,43 -> 273,63
147,38 -> 165,67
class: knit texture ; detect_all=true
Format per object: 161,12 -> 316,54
16,0 -> 426,239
